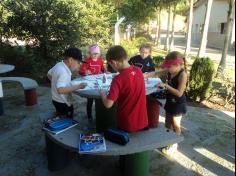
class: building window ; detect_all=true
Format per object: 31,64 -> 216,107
220,23 -> 227,34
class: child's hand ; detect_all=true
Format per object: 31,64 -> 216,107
78,83 -> 87,89
86,70 -> 92,75
155,83 -> 166,89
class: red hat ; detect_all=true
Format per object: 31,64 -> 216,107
160,58 -> 184,68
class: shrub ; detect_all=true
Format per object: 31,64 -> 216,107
188,57 -> 216,102
0,43 -> 55,82
152,55 -> 164,68
121,37 -> 148,57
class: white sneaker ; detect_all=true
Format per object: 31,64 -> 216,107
161,143 -> 178,155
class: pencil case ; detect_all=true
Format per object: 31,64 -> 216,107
104,128 -> 129,145
44,118 -> 74,131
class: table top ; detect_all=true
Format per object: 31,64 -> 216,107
0,64 -> 15,74
72,73 -> 162,99
47,124 -> 184,156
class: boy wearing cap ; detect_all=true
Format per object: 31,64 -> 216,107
47,47 -> 87,118
79,44 -> 107,120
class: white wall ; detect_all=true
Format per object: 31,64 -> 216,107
191,0 -> 235,49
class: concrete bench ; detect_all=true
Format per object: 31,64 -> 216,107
0,77 -> 38,106
40,112 -> 184,175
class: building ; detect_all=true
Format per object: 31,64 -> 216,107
190,0 -> 235,49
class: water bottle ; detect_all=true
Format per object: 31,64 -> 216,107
102,73 -> 107,84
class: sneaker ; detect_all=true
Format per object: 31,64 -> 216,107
161,143 -> 178,155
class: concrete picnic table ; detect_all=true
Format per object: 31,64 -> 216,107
0,64 -> 15,115
72,73 -> 162,132
0,64 -> 15,74
69,73 -> 166,176
46,123 -> 183,176
43,74 -> 183,175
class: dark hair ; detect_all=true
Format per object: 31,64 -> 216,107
63,47 -> 83,62
106,45 -> 128,62
139,43 -> 152,53
165,51 -> 186,70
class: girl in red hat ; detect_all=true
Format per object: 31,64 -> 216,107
156,51 -> 188,155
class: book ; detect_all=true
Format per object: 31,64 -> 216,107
42,117 -> 78,135
79,133 -> 106,154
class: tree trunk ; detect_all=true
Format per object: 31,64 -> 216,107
170,5 -> 177,52
217,0 -> 235,75
165,6 -> 171,51
185,0 -> 194,59
155,10 -> 160,45
197,0 -> 213,58
157,9 -> 162,48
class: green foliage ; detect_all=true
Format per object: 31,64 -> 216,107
0,43 -> 54,81
188,57 -> 216,102
120,0 -> 155,24
152,55 -> 164,67
121,37 -> 148,57
2,0 -> 114,58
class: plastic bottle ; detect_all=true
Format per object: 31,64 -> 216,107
102,73 -> 107,84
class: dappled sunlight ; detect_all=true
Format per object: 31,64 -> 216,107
163,150 -> 218,176
194,147 -> 235,173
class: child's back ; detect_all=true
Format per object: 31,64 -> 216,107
108,66 -> 148,132
101,45 -> 148,133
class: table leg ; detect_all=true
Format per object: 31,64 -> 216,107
122,151 -> 150,176
45,134 -> 70,171
95,99 -> 117,132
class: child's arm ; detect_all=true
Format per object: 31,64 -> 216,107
47,74 -> 52,81
156,71 -> 187,97
57,83 -> 87,94
100,91 -> 114,108
47,69 -> 52,81
79,61 -> 90,76
144,71 -> 155,78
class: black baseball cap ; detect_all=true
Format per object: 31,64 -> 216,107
63,47 -> 85,62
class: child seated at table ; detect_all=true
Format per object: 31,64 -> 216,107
100,45 -> 148,132
79,44 -> 107,120
129,43 -> 155,78
129,44 -> 159,128
47,47 -> 87,118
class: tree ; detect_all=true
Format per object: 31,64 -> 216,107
170,4 -> 177,51
217,0 -> 235,75
119,0 -> 155,25
2,0 -> 114,58
197,0 -> 214,58
164,5 -> 172,51
155,8 -> 162,47
185,0 -> 194,59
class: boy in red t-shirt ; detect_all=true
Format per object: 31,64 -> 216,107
100,46 -> 148,133
79,44 -> 107,120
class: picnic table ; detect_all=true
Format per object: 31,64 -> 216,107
72,73 -> 162,132
44,123 -> 183,175
0,64 -> 15,115
42,73 -> 183,175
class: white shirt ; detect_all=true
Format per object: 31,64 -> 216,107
48,61 -> 73,106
